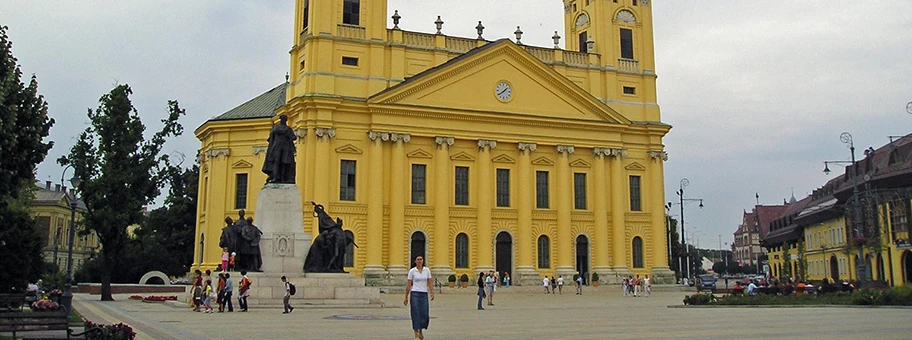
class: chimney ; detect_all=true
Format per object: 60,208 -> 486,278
55,184 -> 61,192
46,181 -> 52,190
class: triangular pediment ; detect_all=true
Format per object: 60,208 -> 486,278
450,151 -> 475,161
232,160 -> 253,168
368,40 -> 629,125
531,156 -> 554,166
491,154 -> 515,164
407,149 -> 433,158
569,158 -> 591,168
625,162 -> 646,171
335,144 -> 363,154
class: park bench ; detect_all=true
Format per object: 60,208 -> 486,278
0,293 -> 26,311
0,307 -> 102,339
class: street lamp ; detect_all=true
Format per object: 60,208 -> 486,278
60,165 -> 82,315
824,132 -> 866,282
673,178 -> 704,281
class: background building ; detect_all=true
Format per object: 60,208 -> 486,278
733,204 -> 787,267
30,181 -> 97,271
193,0 -> 673,285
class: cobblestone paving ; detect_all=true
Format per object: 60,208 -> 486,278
71,287 -> 912,340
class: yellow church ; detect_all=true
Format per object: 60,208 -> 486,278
193,0 -> 673,286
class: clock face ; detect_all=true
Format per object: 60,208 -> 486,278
495,81 -> 512,102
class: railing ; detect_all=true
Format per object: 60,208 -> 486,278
618,58 -> 639,72
564,51 -> 588,67
446,37 -> 476,53
524,46 -> 554,62
336,24 -> 365,40
403,31 -> 435,48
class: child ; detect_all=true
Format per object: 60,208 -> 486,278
203,279 -> 214,313
221,248 -> 230,273
229,252 -> 236,271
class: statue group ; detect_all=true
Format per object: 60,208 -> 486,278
304,202 -> 357,273
218,210 -> 263,272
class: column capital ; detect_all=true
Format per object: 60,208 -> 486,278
608,148 -> 628,158
477,139 -> 497,150
205,148 -> 230,158
390,132 -> 411,143
648,150 -> 668,161
294,128 -> 308,138
556,145 -> 575,154
252,145 -> 268,155
367,131 -> 390,141
435,136 -> 455,147
592,147 -> 611,156
314,127 -> 336,139
517,142 -> 537,153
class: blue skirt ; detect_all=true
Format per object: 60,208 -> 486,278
409,291 -> 429,330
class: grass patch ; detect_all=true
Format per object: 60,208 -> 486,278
687,286 -> 912,306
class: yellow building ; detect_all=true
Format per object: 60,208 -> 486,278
30,181 -> 98,271
193,0 -> 673,285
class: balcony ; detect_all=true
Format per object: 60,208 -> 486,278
337,24 -> 365,40
618,58 -> 639,72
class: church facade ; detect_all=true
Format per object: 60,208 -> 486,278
193,0 -> 673,285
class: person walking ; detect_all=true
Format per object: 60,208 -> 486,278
557,275 -> 564,294
628,276 -> 635,296
191,270 -> 203,312
203,279 -> 214,313
485,271 -> 496,305
238,270 -> 252,312
281,276 -> 294,314
224,273 -> 234,312
216,273 -> 226,312
550,276 -> 556,294
404,256 -> 434,340
476,272 -> 486,310
634,274 -> 641,297
575,275 -> 583,295
644,275 -> 651,297
622,276 -> 629,297
503,272 -> 510,288
543,276 -> 550,294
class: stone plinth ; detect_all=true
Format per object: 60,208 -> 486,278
256,183 -> 310,274
247,272 -> 380,306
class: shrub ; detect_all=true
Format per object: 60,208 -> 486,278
591,272 -> 600,283
447,274 -> 457,283
459,274 -> 469,283
683,293 -> 716,305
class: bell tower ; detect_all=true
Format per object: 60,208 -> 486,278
561,0 -> 656,74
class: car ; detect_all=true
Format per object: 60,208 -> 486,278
696,274 -> 717,291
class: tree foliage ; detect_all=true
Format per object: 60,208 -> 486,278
0,25 -> 55,292
59,85 -> 183,300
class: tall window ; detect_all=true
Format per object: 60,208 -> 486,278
302,0 -> 309,30
343,0 -> 360,25
620,28 -> 633,59
455,233 -> 469,268
578,31 -> 588,53
632,237 -> 644,268
235,174 -> 248,209
496,169 -> 510,207
344,230 -> 355,267
455,166 -> 469,205
340,160 -> 356,201
536,171 -> 549,209
629,175 -> 641,211
411,164 -> 426,204
574,173 -> 587,210
537,235 -> 550,268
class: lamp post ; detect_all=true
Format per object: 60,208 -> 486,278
674,178 -> 704,281
52,227 -> 61,274
60,165 -> 81,314
665,205 -> 673,276
823,132 -> 866,282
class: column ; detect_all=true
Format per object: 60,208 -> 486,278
363,131 -> 388,280
475,140 -> 497,274
591,148 -> 611,281
609,148 -> 631,276
555,145 -> 575,278
648,151 -> 675,283
387,133 -> 410,278
312,127 -> 335,235
515,143 -> 538,285
432,136 -> 454,277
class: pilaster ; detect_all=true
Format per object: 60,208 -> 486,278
591,148 -> 611,282
432,136 -> 454,277
609,148 -> 632,280
474,139 -> 497,274
387,133 -> 410,278
555,145 -> 575,279
311,127 -> 335,236
515,142 -> 539,285
648,150 -> 675,283
363,131 -> 389,282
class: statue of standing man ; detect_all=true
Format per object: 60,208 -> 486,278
262,114 -> 297,184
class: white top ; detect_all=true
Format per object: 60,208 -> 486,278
408,267 -> 432,293
557,277 -> 564,286
543,277 -> 550,286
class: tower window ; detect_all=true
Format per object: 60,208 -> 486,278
302,0 -> 309,30
342,57 -> 359,66
235,173 -> 248,209
343,0 -> 360,26
340,160 -> 356,201
629,175 -> 641,211
623,86 -> 636,95
620,28 -> 634,59
578,31 -> 588,53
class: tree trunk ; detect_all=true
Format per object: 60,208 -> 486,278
100,257 -> 114,301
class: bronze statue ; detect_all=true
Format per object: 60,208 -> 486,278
218,216 -> 237,259
262,114 -> 297,184
304,202 -> 357,273
242,217 -> 263,271
228,210 -> 261,272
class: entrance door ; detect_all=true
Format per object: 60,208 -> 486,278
903,251 -> 912,284
495,232 -> 513,280
410,232 -> 426,267
830,255 -> 839,281
576,235 -> 590,284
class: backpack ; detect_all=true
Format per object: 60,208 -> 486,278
288,282 -> 296,296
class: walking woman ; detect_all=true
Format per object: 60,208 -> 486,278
476,272 -> 486,310
404,256 -> 434,340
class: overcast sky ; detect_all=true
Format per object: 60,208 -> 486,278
3,1 -> 910,250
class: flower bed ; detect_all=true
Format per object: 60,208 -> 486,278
85,321 -> 136,340
31,299 -> 61,311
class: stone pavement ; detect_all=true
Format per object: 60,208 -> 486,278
69,287 -> 912,340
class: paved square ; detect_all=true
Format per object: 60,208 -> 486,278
71,287 -> 912,339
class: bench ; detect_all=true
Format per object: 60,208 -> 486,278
0,308 -> 102,339
0,293 -> 26,311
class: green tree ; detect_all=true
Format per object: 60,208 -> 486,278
133,164 -> 198,277
59,84 -> 183,300
0,25 -> 55,292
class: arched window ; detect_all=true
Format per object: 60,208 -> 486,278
455,233 -> 469,268
632,237 -> 644,268
344,230 -> 355,268
537,235 -> 550,268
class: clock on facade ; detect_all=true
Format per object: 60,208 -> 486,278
495,81 -> 512,102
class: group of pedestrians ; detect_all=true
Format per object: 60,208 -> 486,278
621,274 -> 651,297
190,269 -> 252,313
542,275 -> 565,294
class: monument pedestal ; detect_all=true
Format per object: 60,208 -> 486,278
247,273 -> 380,306
256,183 -> 310,274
